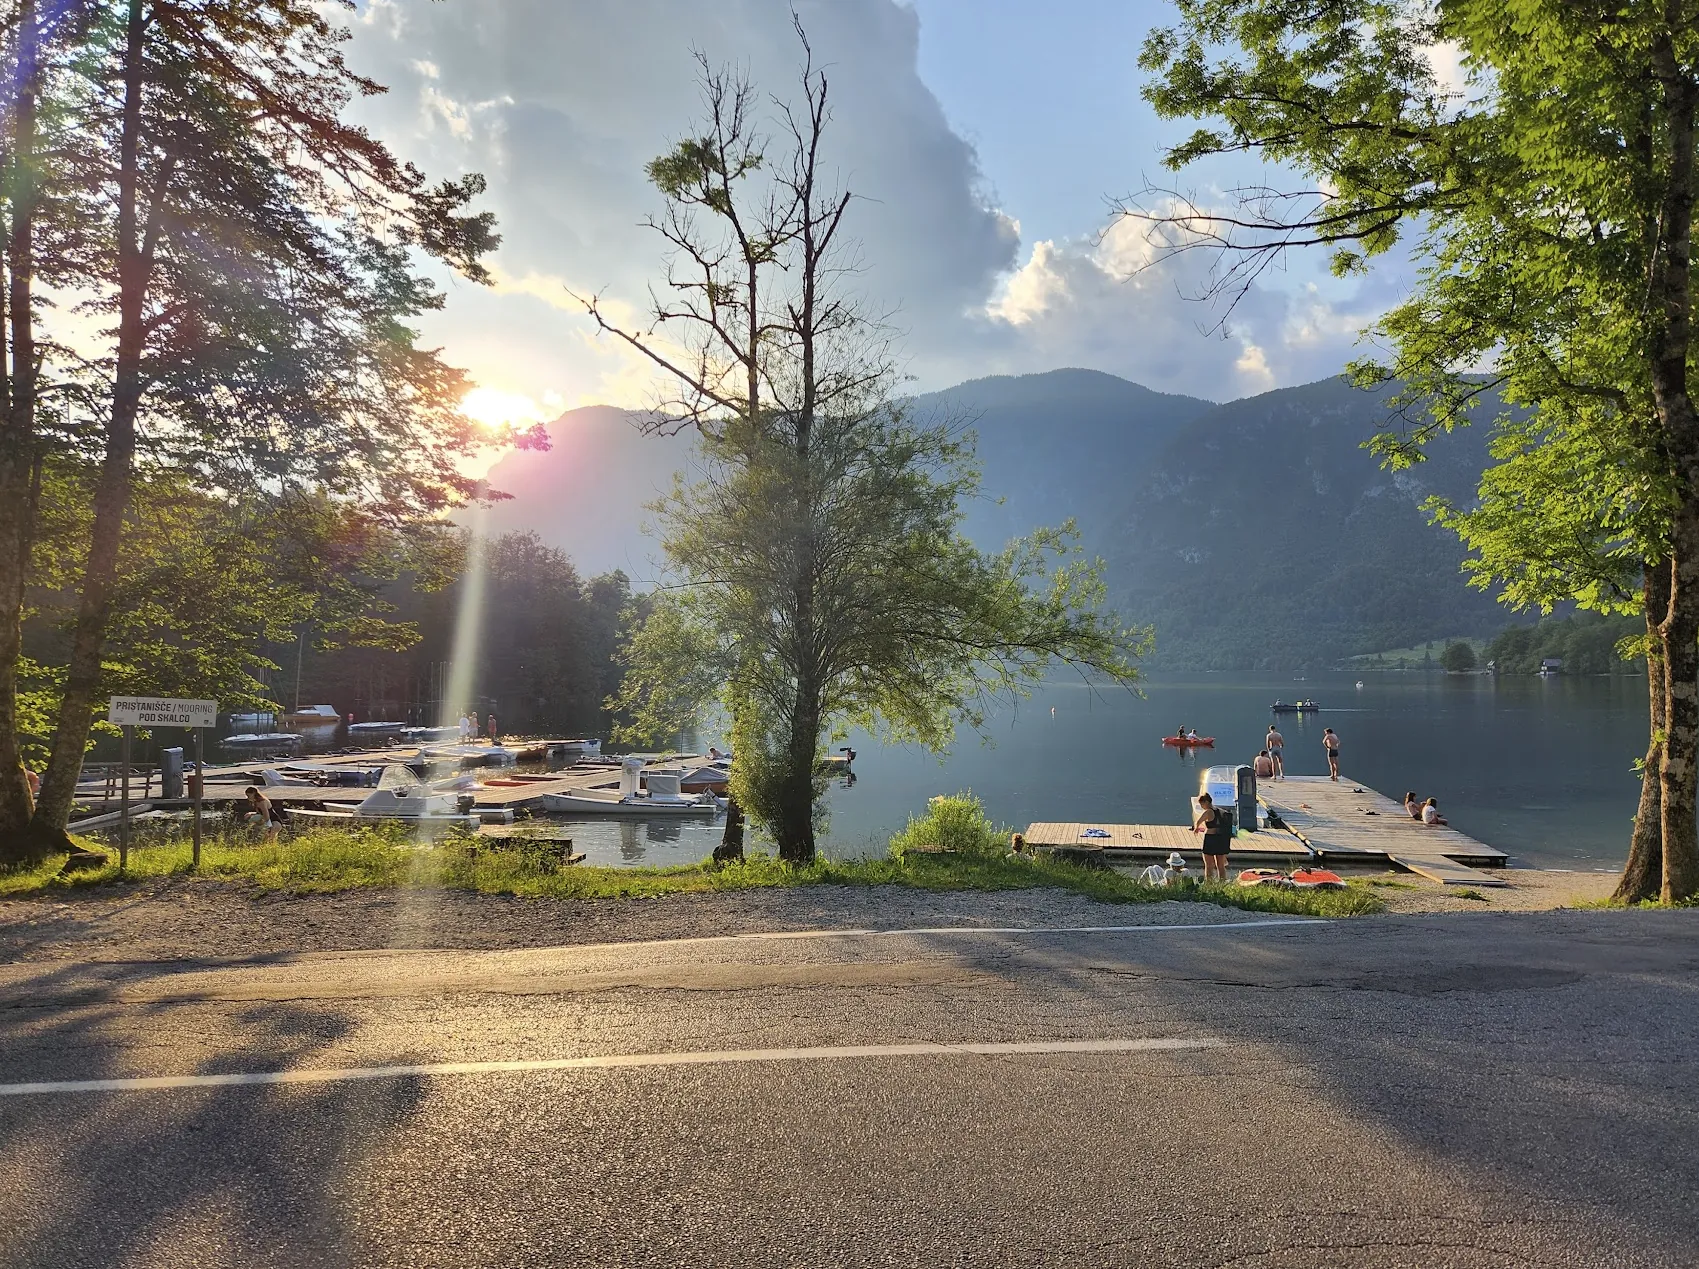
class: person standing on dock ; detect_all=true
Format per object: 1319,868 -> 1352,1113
487,713 -> 500,744
1323,727 -> 1341,781
1265,725 -> 1284,779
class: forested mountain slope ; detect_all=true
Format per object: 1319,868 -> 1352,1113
1105,377 -> 1503,669
480,372 -> 1507,670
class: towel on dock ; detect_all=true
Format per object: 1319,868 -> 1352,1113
1081,827 -> 1111,839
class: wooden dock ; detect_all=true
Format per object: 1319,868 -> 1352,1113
1025,776 -> 1510,886
1022,821 -> 1311,865
1257,777 -> 1508,886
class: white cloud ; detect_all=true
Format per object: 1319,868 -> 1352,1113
345,1 -> 1392,411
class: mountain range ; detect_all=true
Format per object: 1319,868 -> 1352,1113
478,369 -> 1505,669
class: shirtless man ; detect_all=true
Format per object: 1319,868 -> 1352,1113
1323,727 -> 1341,781
1265,725 -> 1284,779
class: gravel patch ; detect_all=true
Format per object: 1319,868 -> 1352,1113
0,880 -> 1272,964
1361,866 -> 1621,913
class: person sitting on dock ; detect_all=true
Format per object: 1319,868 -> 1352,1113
1404,791 -> 1422,820
1192,794 -> 1232,882
1421,797 -> 1447,826
1253,749 -> 1275,778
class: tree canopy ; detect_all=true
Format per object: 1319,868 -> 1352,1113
1132,0 -> 1699,901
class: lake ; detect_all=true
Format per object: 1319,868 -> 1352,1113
559,670 -> 1650,870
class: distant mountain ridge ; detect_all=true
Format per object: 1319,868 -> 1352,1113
478,369 -> 1504,669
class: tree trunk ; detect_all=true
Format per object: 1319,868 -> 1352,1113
0,0 -> 46,863
32,0 -> 149,836
1616,558 -> 1669,903
1660,510 -> 1699,902
1648,35 -> 1699,903
713,795 -> 745,863
775,690 -> 819,862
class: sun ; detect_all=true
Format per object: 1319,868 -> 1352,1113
459,386 -> 549,429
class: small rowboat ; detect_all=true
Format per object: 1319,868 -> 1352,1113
1161,735 -> 1215,747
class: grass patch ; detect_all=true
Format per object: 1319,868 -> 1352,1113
0,823 -> 1381,917
1453,888 -> 1488,901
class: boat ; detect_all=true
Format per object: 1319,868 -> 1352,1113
347,720 -> 406,736
402,725 -> 461,743
540,762 -> 720,817
282,704 -> 341,726
420,743 -> 517,768
1270,700 -> 1320,713
219,732 -> 304,754
286,765 -> 480,829
1161,735 -> 1215,747
663,764 -> 731,796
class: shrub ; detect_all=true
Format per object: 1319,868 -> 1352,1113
1440,640 -> 1477,672
889,792 -> 1008,859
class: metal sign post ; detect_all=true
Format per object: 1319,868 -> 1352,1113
107,698 -> 218,872
192,727 -> 204,868
119,725 -> 131,870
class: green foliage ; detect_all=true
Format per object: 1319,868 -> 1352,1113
302,532 -> 645,737
1134,0 -> 1685,619
889,793 -> 1008,859
1483,611 -> 1644,676
1440,641 -> 1478,672
0,824 -> 1382,917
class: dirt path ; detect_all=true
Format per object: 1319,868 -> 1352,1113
0,867 -> 1622,964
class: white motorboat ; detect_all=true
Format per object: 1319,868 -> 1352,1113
347,720 -> 406,736
540,762 -> 720,817
287,764 -> 480,829
420,743 -> 517,768
220,732 -> 304,753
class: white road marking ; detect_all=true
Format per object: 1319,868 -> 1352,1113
0,1038 -> 1222,1098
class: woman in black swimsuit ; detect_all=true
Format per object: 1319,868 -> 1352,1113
1193,792 -> 1232,882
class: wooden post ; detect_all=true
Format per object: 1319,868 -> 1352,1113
119,724 -> 131,870
192,727 -> 203,868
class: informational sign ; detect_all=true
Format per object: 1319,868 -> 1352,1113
108,697 -> 218,729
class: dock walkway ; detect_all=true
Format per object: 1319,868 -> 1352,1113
1257,777 -> 1508,886
1024,776 -> 1509,886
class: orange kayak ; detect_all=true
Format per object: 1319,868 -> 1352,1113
1161,735 -> 1215,747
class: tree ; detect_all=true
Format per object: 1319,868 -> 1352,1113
593,29 -> 1146,860
1440,641 -> 1477,673
1132,0 -> 1699,901
0,0 -> 504,863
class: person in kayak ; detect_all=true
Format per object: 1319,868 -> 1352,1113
1193,792 -> 1232,882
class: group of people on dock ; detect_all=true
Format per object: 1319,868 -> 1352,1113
457,713 -> 499,743
1250,723 -> 1342,781
1403,791 -> 1447,826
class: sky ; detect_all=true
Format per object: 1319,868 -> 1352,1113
345,0 -> 1413,435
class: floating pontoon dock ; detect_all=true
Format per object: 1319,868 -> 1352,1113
1025,775 -> 1509,886
1257,776 -> 1508,886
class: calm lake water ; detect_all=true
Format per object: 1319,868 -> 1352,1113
562,671 -> 1649,870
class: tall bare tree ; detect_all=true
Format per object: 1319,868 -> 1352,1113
593,25 -> 1145,860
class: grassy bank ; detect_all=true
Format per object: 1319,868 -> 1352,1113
0,825 -> 1381,918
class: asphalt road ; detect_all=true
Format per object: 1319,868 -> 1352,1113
1,910 -> 1697,1268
